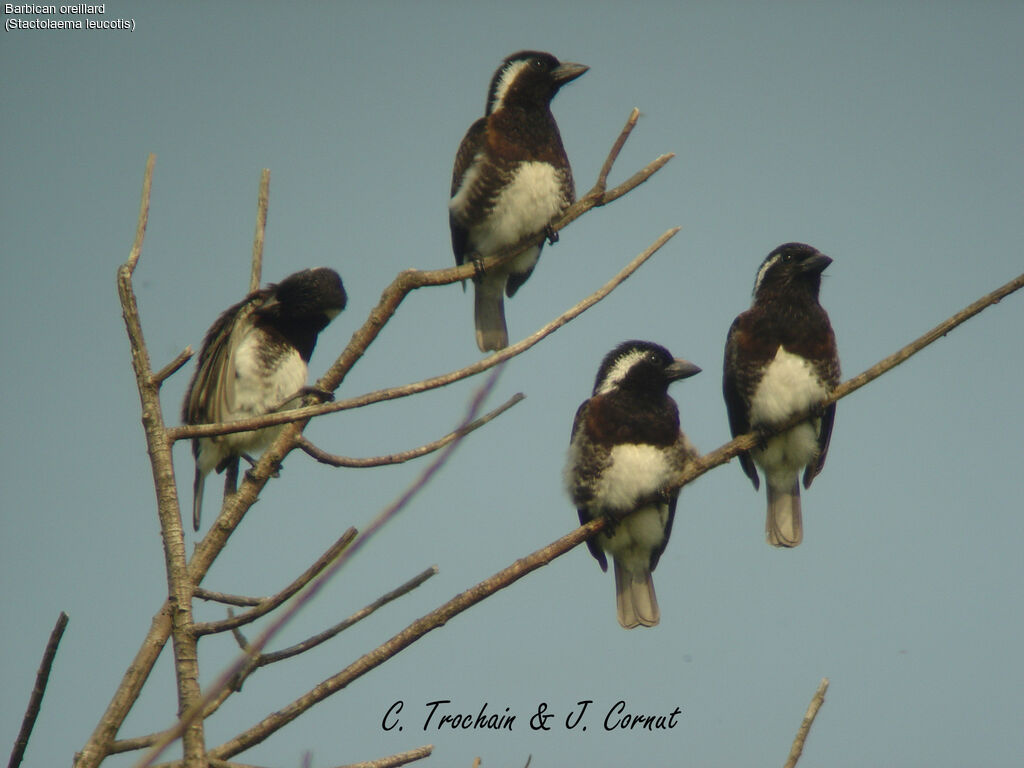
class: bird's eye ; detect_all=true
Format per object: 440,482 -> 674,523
531,58 -> 545,70
781,252 -> 794,263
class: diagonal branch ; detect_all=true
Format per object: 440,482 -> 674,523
783,678 -> 829,768
166,227 -> 679,444
297,392 -> 525,468
258,566 -> 439,666
7,612 -> 69,768
110,567 -> 437,756
334,745 -> 434,768
666,268 -> 1024,492
193,529 -> 357,636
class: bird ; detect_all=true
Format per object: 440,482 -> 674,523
722,242 -> 840,547
449,50 -> 587,352
565,340 -> 701,629
182,267 -> 347,531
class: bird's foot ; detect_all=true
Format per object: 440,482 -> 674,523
544,225 -> 559,245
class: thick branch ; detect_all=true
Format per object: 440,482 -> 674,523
136,372 -> 502,768
783,678 -> 829,768
8,612 -> 69,768
111,153 -> 208,766
193,529 -> 357,636
298,393 -> 524,468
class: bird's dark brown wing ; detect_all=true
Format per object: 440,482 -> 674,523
183,291 -> 265,431
568,398 -> 609,571
804,401 -> 836,488
449,117 -> 487,266
723,315 -> 761,490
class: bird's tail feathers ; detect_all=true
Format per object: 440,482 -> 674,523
473,276 -> 508,352
766,479 -> 802,547
613,560 -> 660,629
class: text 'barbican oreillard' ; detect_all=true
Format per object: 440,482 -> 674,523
6,4 -> 105,12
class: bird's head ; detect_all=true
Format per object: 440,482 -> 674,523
752,242 -> 832,301
486,50 -> 588,115
593,340 -> 701,397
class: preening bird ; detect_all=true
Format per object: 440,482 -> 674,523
183,267 -> 346,531
449,50 -> 587,352
565,341 -> 701,629
723,243 -> 840,547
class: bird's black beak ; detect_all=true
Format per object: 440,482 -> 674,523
800,253 -> 833,275
666,359 -> 702,381
552,62 -> 589,85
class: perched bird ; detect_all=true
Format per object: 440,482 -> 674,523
565,341 -> 701,629
449,50 -> 587,352
723,243 -> 840,547
183,267 -> 346,531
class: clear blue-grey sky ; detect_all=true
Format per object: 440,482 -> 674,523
2,2 -> 1022,766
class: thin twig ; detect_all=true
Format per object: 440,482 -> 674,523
334,745 -> 434,768
249,170 -> 270,294
8,612 -> 69,768
111,565 -> 434,756
125,154 -> 155,274
783,678 -> 829,768
259,566 -> 439,666
193,589 -> 265,608
298,393 -> 525,467
594,107 -> 640,192
151,347 -> 193,386
210,514 -> 606,759
166,228 -> 679,443
193,528 -> 357,636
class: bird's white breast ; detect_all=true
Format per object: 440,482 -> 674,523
595,444 -> 673,512
749,346 -> 826,479
749,346 -> 826,426
466,162 -> 565,266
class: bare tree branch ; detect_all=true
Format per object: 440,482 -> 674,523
151,347 -> 193,387
193,529 -> 357,636
193,589 -> 264,608
209,515 -> 605,760
333,745 -> 434,768
259,566 -> 438,666
110,568 -> 436,756
298,393 -> 525,468
249,169 -> 270,294
783,678 -> 829,768
666,268 -> 1024,493
7,612 -> 69,768
166,227 -> 679,444
135,369 -> 504,768
113,153 -> 209,767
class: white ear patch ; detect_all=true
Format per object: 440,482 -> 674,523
753,253 -> 782,297
596,349 -> 650,395
490,59 -> 531,113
